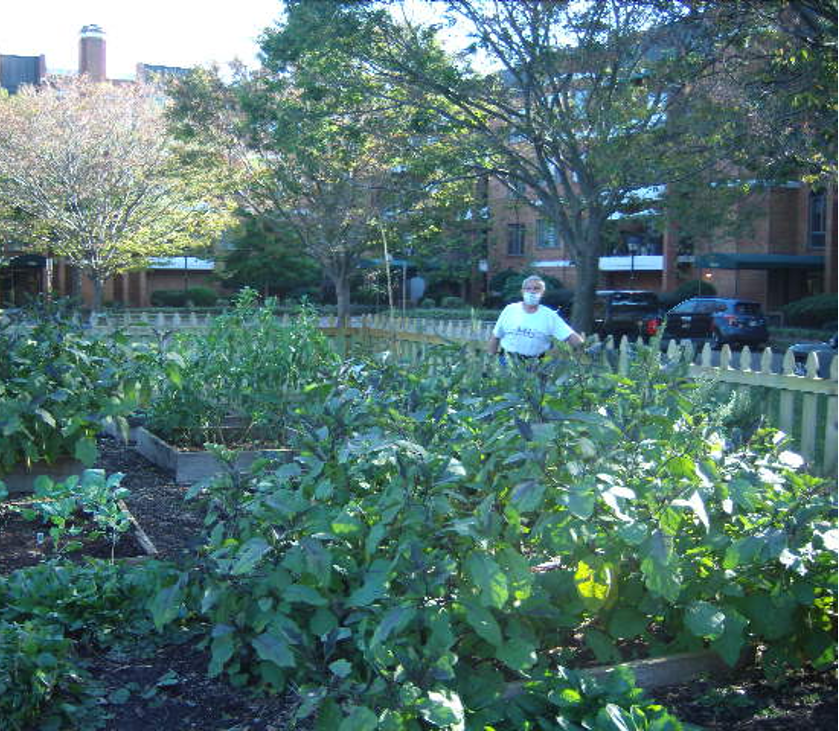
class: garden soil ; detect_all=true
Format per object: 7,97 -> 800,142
2,435 -> 836,729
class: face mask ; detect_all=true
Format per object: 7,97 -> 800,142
523,291 -> 542,306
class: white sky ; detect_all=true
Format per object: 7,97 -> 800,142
0,0 -> 284,79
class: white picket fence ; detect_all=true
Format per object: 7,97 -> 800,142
89,309 -> 837,475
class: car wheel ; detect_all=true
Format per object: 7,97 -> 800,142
710,329 -> 723,349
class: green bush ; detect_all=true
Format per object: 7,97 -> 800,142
184,286 -> 218,307
781,293 -> 838,329
419,297 -> 436,308
150,290 -> 187,307
659,279 -> 717,309
150,288 -> 218,307
440,295 -> 466,308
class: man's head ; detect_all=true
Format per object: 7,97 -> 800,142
521,275 -> 545,306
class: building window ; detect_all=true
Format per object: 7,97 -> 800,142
536,219 -> 559,248
809,190 -> 826,249
507,223 -> 526,256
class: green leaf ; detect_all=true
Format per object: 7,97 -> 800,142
510,480 -> 545,513
418,690 -> 465,729
310,607 -> 338,637
329,659 -> 353,678
74,436 -> 98,466
337,705 -> 378,731
463,602 -> 502,647
640,556 -> 682,602
371,605 -> 415,648
685,601 -> 726,639
584,628 -> 620,664
671,490 -> 710,532
465,552 -> 509,608
566,485 -> 595,520
284,584 -> 328,606
252,631 -> 295,668
208,627 -> 235,678
331,510 -> 364,536
347,559 -> 390,607
149,581 -> 184,630
711,608 -> 748,667
231,537 -> 271,575
34,407 -> 56,428
496,637 -> 537,672
608,607 -> 648,639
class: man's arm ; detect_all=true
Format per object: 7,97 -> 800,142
488,334 -> 500,355
565,331 -> 584,348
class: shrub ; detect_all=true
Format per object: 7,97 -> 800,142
659,279 -> 717,309
781,293 -> 838,329
184,286 -> 218,307
419,297 -> 436,308
440,295 -> 466,308
150,290 -> 187,307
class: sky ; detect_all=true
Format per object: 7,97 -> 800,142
0,0 -> 284,79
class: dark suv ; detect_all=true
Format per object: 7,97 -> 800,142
662,297 -> 768,349
593,290 -> 662,341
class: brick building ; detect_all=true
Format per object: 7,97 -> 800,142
0,26 -> 218,309
486,173 -> 836,315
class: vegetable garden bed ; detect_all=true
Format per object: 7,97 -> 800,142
134,426 -> 293,484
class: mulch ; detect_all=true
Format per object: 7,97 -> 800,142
1,435 -> 836,729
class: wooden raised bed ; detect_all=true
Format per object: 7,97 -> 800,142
134,427 -> 293,484
1,457 -> 87,495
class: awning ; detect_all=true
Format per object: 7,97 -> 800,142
694,253 -> 824,270
357,258 -> 413,269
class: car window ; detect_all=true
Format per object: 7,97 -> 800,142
734,302 -> 762,315
670,301 -> 695,314
694,301 -> 717,315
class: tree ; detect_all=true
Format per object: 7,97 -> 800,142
219,211 -> 323,300
168,25 -> 478,321
700,0 -> 837,183
0,75 -> 234,310
299,0 -> 803,330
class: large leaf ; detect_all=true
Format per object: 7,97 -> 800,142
463,601 -> 502,647
371,605 -> 416,648
231,537 -> 271,576
496,637 -> 537,672
418,690 -> 465,729
685,601 -> 726,640
208,625 -> 235,678
337,705 -> 378,731
465,552 -> 509,609
74,436 -> 98,466
252,631 -> 295,668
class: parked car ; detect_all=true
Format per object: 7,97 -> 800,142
662,297 -> 769,349
789,333 -> 837,377
592,290 -> 662,341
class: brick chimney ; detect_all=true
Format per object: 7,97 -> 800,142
79,24 -> 106,81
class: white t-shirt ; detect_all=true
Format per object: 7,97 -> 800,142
492,303 -> 574,357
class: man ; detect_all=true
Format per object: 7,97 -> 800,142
488,275 -> 583,360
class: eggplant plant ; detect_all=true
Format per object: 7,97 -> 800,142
0,301 -> 141,476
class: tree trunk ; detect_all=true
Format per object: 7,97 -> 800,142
570,219 -> 603,334
333,273 -> 351,326
90,274 -> 104,313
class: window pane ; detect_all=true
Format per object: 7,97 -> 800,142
536,219 -> 558,248
507,224 -> 525,255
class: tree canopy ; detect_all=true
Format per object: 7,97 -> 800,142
0,75 -> 234,310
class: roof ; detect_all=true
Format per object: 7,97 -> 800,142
694,253 -> 825,270
149,257 -> 215,271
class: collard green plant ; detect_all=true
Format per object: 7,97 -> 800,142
16,471 -> 132,559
